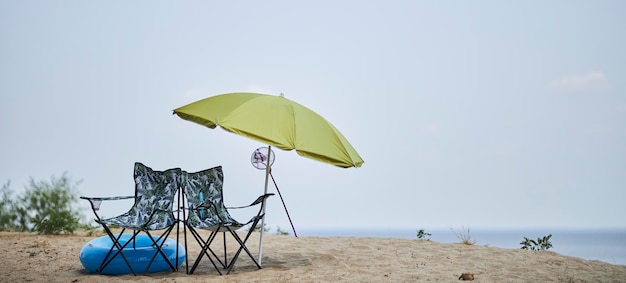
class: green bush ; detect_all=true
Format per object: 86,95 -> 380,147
249,222 -> 270,233
0,181 -> 17,231
520,234 -> 553,251
416,229 -> 431,241
274,226 -> 290,236
1,174 -> 85,234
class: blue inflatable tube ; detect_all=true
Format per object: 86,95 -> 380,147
79,234 -> 186,275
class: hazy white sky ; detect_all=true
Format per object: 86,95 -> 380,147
1,1 -> 624,231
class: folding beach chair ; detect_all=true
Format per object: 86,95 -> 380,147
180,166 -> 273,275
81,162 -> 182,275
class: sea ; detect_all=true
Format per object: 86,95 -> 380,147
295,228 -> 626,266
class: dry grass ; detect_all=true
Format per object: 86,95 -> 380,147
451,226 -> 477,245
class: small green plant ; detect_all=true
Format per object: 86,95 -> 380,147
451,227 -> 476,245
416,229 -> 431,241
520,234 -> 553,251
249,222 -> 270,233
274,226 -> 290,236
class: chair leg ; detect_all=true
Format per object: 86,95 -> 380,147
186,225 -> 222,275
183,220 -> 189,274
185,228 -> 226,273
97,226 -> 139,275
176,189 -> 182,272
223,232 -> 228,267
142,226 -> 177,274
225,224 -> 263,274
225,232 -> 261,274
96,224 -> 180,275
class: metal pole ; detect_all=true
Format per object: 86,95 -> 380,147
257,146 -> 272,265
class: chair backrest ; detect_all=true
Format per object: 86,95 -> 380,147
182,166 -> 236,227
129,162 -> 181,229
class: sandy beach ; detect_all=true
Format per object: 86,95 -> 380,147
1,229 -> 624,282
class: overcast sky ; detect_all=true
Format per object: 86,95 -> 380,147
1,1 -> 624,232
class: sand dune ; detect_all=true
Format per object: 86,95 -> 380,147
1,229 -> 624,282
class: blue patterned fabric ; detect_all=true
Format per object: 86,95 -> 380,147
182,166 -> 255,231
99,163 -> 181,230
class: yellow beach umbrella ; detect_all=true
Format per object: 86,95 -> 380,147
173,92 -> 363,264
173,92 -> 363,168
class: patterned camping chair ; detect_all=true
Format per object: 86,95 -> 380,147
81,162 -> 182,275
181,166 -> 273,275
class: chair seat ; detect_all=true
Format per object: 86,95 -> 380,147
99,213 -> 177,230
186,211 -> 260,230
187,217 -> 258,232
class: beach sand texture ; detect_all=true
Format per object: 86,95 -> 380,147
1,229 -> 624,282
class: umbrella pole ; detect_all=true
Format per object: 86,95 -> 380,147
257,146 -> 272,266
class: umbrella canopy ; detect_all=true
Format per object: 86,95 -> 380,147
173,92 -> 364,168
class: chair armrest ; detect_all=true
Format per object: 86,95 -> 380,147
190,194 -> 273,212
80,196 -> 134,201
80,196 -> 134,211
227,193 -> 274,209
